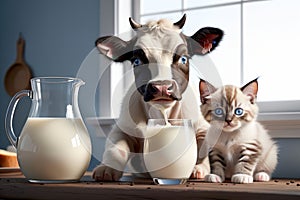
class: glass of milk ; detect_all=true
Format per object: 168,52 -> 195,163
143,119 -> 197,185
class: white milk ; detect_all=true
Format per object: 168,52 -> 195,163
144,124 -> 197,179
17,117 -> 91,182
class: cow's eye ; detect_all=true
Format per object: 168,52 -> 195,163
178,56 -> 188,64
132,58 -> 142,66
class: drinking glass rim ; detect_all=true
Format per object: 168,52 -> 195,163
147,119 -> 192,126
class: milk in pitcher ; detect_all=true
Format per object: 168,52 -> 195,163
17,117 -> 91,182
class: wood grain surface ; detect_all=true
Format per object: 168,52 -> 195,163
1,171 -> 300,200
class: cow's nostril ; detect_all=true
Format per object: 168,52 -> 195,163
149,83 -> 159,93
167,84 -> 174,91
145,80 -> 179,99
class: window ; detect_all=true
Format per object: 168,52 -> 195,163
137,0 -> 300,116
85,0 -> 300,138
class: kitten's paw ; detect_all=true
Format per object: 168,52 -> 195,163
190,163 -> 210,179
205,174 -> 223,183
92,165 -> 123,181
254,172 -> 270,182
231,174 -> 253,184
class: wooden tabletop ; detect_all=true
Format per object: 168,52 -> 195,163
1,171 -> 300,200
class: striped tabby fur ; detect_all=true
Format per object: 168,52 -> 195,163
199,79 -> 278,184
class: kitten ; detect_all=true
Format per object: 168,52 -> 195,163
199,78 -> 278,184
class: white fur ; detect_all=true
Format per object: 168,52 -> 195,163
135,20 -> 185,81
254,172 -> 270,182
231,174 -> 253,184
205,174 -> 223,183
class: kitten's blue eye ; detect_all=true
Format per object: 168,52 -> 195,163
235,108 -> 244,116
133,58 -> 142,66
179,56 -> 188,64
214,108 -> 224,117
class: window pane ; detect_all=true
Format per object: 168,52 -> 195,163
185,5 -> 241,85
140,12 -> 183,24
140,0 -> 182,14
243,0 -> 300,101
184,0 -> 240,9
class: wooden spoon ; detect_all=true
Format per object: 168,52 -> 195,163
4,34 -> 32,96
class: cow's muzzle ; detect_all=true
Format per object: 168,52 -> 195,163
141,80 -> 182,102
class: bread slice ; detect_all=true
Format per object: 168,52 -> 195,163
0,149 -> 19,167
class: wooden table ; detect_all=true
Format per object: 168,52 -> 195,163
1,171 -> 300,200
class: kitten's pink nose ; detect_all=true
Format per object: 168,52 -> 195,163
225,119 -> 232,125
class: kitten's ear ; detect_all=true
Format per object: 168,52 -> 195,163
241,78 -> 258,104
199,79 -> 216,104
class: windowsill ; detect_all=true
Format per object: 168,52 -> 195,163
258,112 -> 300,138
86,112 -> 300,139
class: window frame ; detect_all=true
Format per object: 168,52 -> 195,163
98,0 -> 135,118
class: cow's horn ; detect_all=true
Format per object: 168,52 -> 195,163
129,17 -> 142,30
174,14 -> 186,29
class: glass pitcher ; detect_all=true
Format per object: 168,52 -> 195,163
5,77 -> 91,183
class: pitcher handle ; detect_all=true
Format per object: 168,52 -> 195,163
5,90 -> 32,147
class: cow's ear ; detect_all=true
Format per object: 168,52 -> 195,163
188,27 -> 223,56
95,36 -> 131,62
